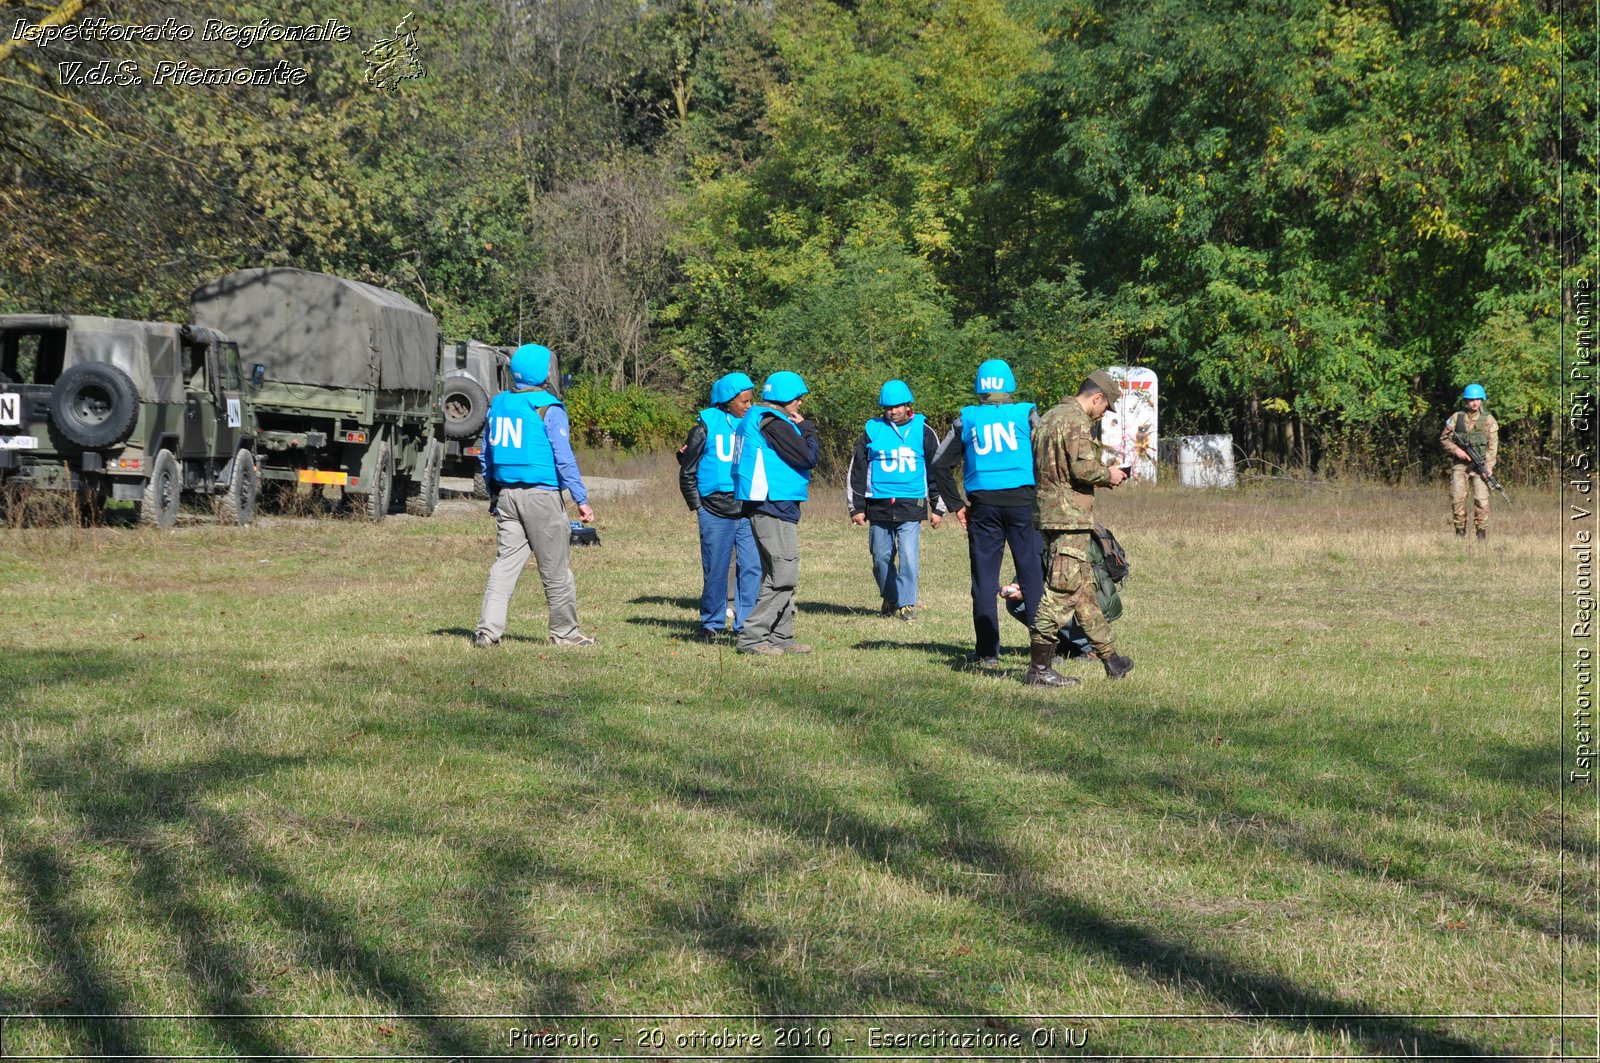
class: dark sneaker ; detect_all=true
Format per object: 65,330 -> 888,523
549,632 -> 598,648
879,598 -> 895,617
696,627 -> 722,642
738,642 -> 784,656
1102,652 -> 1134,679
1024,665 -> 1081,687
779,642 -> 814,655
1476,528 -> 1487,541
968,654 -> 1002,668
897,606 -> 917,622
472,632 -> 499,648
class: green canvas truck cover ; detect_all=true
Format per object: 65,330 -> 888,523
0,315 -> 189,404
189,269 -> 438,392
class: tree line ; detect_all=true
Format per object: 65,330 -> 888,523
2,0 -> 1591,476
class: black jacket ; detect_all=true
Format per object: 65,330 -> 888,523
845,420 -> 946,522
676,420 -> 744,518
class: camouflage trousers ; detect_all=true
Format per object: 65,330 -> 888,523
1032,530 -> 1115,656
1449,464 -> 1490,531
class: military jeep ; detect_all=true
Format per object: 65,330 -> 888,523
0,315 -> 258,527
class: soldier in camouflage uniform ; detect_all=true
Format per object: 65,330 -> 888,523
1027,369 -> 1134,687
1439,383 -> 1499,541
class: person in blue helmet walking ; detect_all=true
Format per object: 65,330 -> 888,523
733,371 -> 820,656
677,371 -> 761,640
930,358 -> 1044,667
474,343 -> 598,649
846,379 -> 945,621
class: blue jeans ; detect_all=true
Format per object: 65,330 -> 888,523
869,520 -> 921,608
698,508 -> 760,632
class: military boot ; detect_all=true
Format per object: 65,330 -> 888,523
1024,643 -> 1080,688
1476,528 -> 1487,541
1102,652 -> 1134,679
1454,526 -> 1467,538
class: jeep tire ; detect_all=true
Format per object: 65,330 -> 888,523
442,375 -> 490,439
364,440 -> 394,521
51,362 -> 140,449
138,449 -> 181,529
219,448 -> 258,526
406,439 -> 442,517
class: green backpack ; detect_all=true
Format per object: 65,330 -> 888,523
1088,524 -> 1129,622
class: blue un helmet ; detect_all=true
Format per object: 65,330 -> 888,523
1462,383 -> 1487,402
510,343 -> 554,388
710,371 -> 755,406
762,371 -> 809,404
878,379 -> 914,407
974,359 -> 1016,395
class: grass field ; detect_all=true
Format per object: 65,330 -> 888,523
0,457 -> 1584,1060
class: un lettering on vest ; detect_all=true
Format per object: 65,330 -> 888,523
714,435 -> 736,462
877,446 -> 918,473
971,421 -> 1019,456
489,415 -> 523,450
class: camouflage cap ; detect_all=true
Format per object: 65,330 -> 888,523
1086,369 -> 1120,400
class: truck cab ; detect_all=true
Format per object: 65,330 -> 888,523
0,315 -> 258,527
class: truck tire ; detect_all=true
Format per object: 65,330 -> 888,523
472,470 -> 488,499
406,439 -> 442,517
364,441 -> 394,521
219,448 -> 258,526
138,449 -> 180,529
51,362 -> 140,449
442,375 -> 490,439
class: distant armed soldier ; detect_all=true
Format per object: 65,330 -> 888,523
1440,383 -> 1499,541
1027,369 -> 1132,687
931,359 -> 1043,667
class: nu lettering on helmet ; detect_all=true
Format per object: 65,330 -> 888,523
488,415 -> 524,450
978,375 -> 1007,392
971,420 -> 1019,455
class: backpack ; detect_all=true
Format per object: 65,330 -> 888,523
1088,524 -> 1129,621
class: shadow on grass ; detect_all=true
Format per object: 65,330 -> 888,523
0,642 -> 1539,1057
429,681 -> 1504,1057
628,594 -> 701,611
854,638 -> 1015,672
431,627 -> 548,646
0,651 -> 569,1059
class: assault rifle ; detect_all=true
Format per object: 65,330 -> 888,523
1452,431 -> 1512,505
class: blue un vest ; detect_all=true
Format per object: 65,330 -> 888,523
734,408 -> 810,502
959,402 -> 1035,492
484,389 -> 563,487
864,414 -> 927,498
695,407 -> 740,496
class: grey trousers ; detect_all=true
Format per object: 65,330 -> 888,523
477,487 -> 580,641
739,513 -> 800,651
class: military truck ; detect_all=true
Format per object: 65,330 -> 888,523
437,338 -> 509,496
0,315 -> 258,527
190,269 -> 445,519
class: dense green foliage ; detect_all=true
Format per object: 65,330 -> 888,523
1,0 -> 1590,472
